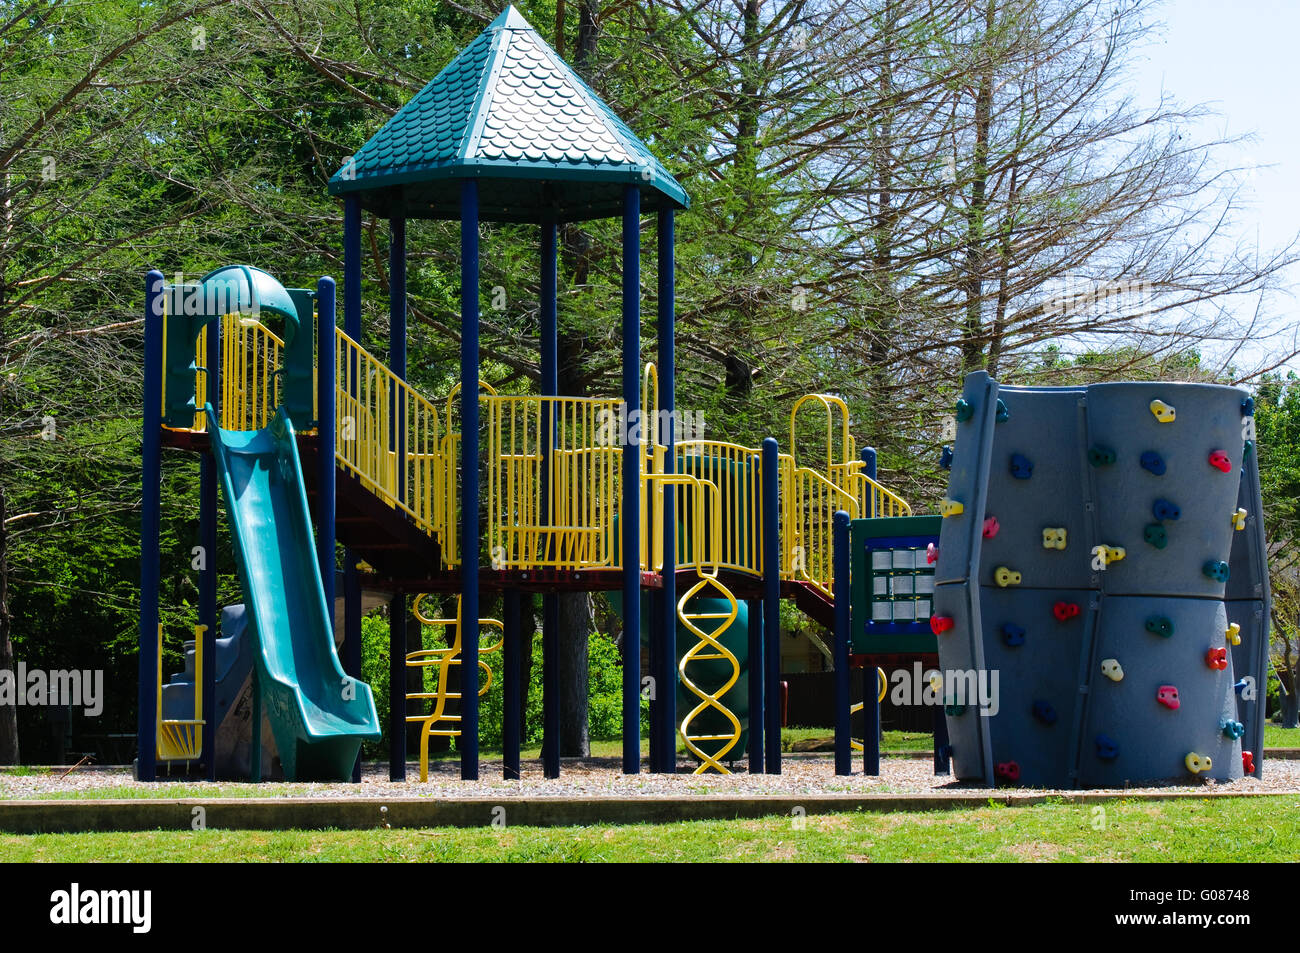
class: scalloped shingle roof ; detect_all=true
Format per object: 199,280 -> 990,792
327,5 -> 687,223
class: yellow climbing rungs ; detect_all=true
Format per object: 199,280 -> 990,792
406,594 -> 503,782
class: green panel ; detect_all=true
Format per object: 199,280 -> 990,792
850,516 -> 942,654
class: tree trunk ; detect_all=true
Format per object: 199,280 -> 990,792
0,483 -> 17,764
558,590 -> 592,756
1281,686 -> 1299,730
960,1 -> 996,373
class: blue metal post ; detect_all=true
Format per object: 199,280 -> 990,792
863,666 -> 880,776
459,179 -> 480,781
503,589 -> 521,780
833,510 -> 852,775
343,198 -> 362,340
389,216 -> 407,501
761,438 -> 781,774
621,185 -> 641,775
345,554 -> 362,782
200,312 -> 219,781
747,598 -> 763,773
861,446 -> 877,518
316,277 -> 337,616
655,208 -> 676,774
138,269 -> 164,782
540,216 -> 560,780
389,593 -> 406,781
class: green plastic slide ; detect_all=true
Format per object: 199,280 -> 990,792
206,404 -> 379,780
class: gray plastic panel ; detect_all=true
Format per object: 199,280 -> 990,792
932,580 -> 989,782
977,586 -> 1098,787
977,386 -> 1094,592
1227,599 -> 1267,775
935,372 -> 1000,586
1078,596 -> 1241,786
1085,383 -> 1247,598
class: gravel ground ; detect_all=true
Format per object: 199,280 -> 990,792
2,755 -> 1299,801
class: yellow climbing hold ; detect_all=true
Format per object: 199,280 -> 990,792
1225,622 -> 1241,646
1103,545 -> 1126,564
1185,752 -> 1212,775
994,566 -> 1022,588
1231,507 -> 1248,530
940,499 -> 964,518
1149,399 -> 1176,423
1042,527 -> 1067,550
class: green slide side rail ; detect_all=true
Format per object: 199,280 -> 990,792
206,403 -> 380,781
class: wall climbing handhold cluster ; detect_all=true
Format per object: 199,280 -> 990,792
932,372 -> 1266,788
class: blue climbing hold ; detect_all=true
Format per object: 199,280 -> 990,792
1139,451 -> 1166,475
1242,396 -> 1255,416
1096,734 -> 1120,760
1220,719 -> 1245,740
1203,560 -> 1230,583
1002,623 -> 1026,647
1152,498 -> 1181,522
1244,439 -> 1254,458
996,399 -> 1010,422
1009,453 -> 1033,479
940,445 -> 953,470
1234,678 -> 1250,695
1032,700 -> 1058,725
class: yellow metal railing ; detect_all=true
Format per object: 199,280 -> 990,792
406,594 -> 503,782
334,328 -> 443,539
677,574 -> 743,774
156,623 -> 204,762
163,316 -> 284,433
780,453 -> 860,598
484,393 -> 622,571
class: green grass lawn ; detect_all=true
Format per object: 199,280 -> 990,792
1264,725 -> 1300,748
1,797 -> 1295,862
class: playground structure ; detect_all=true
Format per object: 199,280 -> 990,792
138,7 -> 911,783
138,8 -> 1271,789
932,372 -> 1270,786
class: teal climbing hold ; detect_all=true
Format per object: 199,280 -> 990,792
954,398 -> 973,422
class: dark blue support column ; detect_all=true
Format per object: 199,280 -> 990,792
200,313 -> 219,781
343,198 -> 362,340
316,277 -> 337,615
540,216 -> 560,781
655,208 -> 677,774
747,598 -> 764,773
620,185 -> 641,775
459,179 -> 480,781
389,593 -> 406,781
345,554 -> 362,782
833,510 -> 852,775
863,666 -> 880,776
761,437 -> 781,774
542,596 -> 559,779
389,216 -> 407,501
933,702 -> 951,775
862,446 -> 877,518
138,269 -> 164,783
503,589 -> 522,780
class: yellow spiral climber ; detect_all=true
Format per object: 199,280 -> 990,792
677,574 -> 743,775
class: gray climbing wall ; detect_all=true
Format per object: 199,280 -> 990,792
933,371 -> 1268,787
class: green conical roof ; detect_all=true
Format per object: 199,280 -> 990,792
327,6 -> 688,223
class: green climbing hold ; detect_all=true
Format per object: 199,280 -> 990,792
995,399 -> 1009,422
955,398 -> 973,422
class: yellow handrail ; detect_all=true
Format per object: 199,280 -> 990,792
334,327 -> 443,540
406,594 -> 504,782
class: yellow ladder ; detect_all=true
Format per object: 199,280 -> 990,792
406,594 -> 503,782
677,574 -> 743,775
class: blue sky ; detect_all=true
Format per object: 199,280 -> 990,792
1130,0 -> 1300,376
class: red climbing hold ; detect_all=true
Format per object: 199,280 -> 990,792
995,761 -> 1021,783
1205,647 -> 1228,670
1208,450 -> 1232,473
983,516 -> 1000,539
1242,751 -> 1255,774
1156,685 -> 1181,710
930,615 -> 955,635
926,543 -> 939,565
1053,601 -> 1080,622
